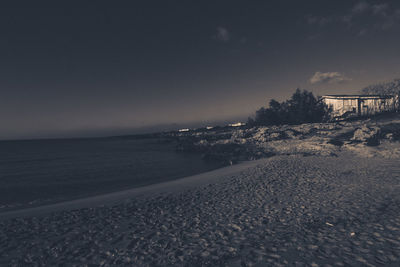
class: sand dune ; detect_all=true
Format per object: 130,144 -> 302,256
1,152 -> 400,266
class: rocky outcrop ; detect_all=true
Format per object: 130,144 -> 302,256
172,114 -> 400,161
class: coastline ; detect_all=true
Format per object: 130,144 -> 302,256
0,158 -> 266,220
0,136 -> 226,212
1,152 -> 400,265
3,114 -> 399,213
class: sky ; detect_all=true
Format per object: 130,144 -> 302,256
1,0 -> 400,139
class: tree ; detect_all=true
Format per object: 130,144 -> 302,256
360,79 -> 400,96
248,89 -> 331,126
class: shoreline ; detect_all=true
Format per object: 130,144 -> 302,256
3,114 -> 399,214
0,158 -> 267,220
1,153 -> 400,265
0,136 -> 226,213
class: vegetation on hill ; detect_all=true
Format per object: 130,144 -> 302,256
361,78 -> 400,96
248,89 -> 331,126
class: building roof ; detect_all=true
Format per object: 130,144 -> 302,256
322,94 -> 394,99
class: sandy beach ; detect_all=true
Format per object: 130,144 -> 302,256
1,151 -> 400,266
3,2 -> 400,266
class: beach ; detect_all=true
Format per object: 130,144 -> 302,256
1,151 -> 400,266
2,2 -> 400,266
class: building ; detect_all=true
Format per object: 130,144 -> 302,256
321,94 -> 398,119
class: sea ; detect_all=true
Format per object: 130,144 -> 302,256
0,136 -> 225,210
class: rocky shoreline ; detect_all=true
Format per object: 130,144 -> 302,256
171,114 -> 400,162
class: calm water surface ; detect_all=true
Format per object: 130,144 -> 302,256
0,137 -> 224,209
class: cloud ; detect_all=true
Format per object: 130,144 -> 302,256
306,16 -> 318,25
309,72 -> 351,84
306,15 -> 332,26
351,2 -> 389,17
341,15 -> 353,25
215,26 -> 230,42
352,2 -> 370,13
306,1 -> 400,35
358,28 -> 368,36
372,3 -> 389,16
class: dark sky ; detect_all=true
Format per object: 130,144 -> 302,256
1,1 -> 400,139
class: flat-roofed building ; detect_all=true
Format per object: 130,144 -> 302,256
321,95 -> 398,119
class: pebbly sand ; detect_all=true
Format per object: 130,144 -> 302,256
1,152 -> 400,266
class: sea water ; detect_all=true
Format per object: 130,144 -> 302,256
0,137 -> 224,210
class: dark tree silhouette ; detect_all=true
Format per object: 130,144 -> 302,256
360,79 -> 400,96
248,89 -> 331,126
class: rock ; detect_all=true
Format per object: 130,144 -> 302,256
225,247 -> 235,253
385,133 -> 394,140
231,224 -> 242,231
201,251 -> 210,257
268,253 -> 281,259
351,126 -> 380,142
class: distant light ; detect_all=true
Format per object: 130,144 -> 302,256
228,122 -> 246,127
178,128 -> 190,132
206,126 -> 214,130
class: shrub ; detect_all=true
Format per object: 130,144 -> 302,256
248,89 -> 331,126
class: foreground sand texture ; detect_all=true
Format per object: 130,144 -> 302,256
1,152 -> 400,266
